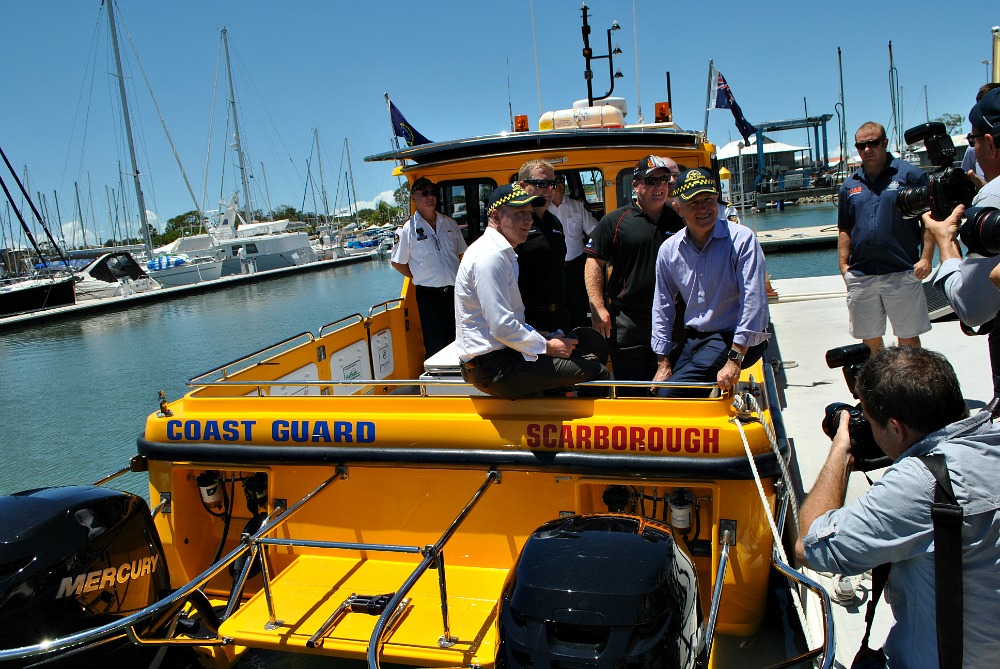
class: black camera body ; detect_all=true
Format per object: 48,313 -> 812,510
821,344 -> 892,472
960,206 -> 1000,257
895,122 -> 976,222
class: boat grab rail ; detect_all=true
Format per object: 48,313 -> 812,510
317,312 -> 366,338
0,468 -> 346,661
189,331 -> 316,383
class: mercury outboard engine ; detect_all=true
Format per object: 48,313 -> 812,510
0,486 -> 174,666
499,514 -> 704,669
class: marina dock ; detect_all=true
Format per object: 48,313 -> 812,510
756,224 -> 839,251
0,251 -> 381,332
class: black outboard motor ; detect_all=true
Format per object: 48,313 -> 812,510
0,486 -> 171,665
499,515 -> 704,669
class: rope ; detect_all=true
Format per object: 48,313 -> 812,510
730,393 -> 813,650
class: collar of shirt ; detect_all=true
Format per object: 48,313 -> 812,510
898,410 -> 993,462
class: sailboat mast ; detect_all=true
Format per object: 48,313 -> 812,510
315,129 -> 330,222
106,0 -> 153,257
345,139 -> 359,227
222,28 -> 254,226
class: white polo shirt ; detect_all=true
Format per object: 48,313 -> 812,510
391,211 -> 467,287
549,197 -> 599,261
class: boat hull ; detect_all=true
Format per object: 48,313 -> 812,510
0,275 -> 76,316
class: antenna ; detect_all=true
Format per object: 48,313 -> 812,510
632,0 -> 642,123
530,0 -> 542,117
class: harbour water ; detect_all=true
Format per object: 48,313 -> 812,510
0,203 -> 839,497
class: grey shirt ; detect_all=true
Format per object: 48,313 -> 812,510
933,176 -> 1000,326
802,411 -> 1000,668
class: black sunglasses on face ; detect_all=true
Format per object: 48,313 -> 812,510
415,189 -> 436,197
642,174 -> 677,186
855,139 -> 884,151
523,179 -> 558,189
967,133 -> 986,147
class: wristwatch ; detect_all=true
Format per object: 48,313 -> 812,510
727,348 -> 745,364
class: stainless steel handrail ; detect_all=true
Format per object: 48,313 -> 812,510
366,469 -> 501,669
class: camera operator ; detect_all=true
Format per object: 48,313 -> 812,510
924,87 -> 1000,402
795,346 -> 1000,669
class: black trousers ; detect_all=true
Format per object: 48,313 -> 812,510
460,347 -> 609,400
657,330 -> 766,398
565,254 -> 590,329
414,285 -> 455,358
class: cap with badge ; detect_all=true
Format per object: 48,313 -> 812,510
410,176 -> 435,193
633,155 -> 673,179
487,183 -> 546,215
673,168 -> 719,202
970,87 -> 1000,137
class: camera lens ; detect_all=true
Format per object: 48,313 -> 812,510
960,207 -> 1000,257
895,185 -> 930,218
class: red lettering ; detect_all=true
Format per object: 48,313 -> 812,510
561,425 -> 575,449
526,424 -> 540,448
630,427 -> 645,451
647,427 -> 663,452
611,426 -> 627,450
666,427 -> 681,453
703,428 -> 719,453
542,424 -> 558,449
684,427 -> 701,453
577,425 -> 592,449
594,425 -> 609,450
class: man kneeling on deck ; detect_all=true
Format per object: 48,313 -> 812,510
796,347 -> 1000,669
650,168 -> 770,397
455,183 -> 609,399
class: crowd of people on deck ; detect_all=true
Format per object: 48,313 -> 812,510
392,154 -> 771,399
388,83 -> 1000,669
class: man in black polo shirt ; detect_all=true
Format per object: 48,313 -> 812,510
585,155 -> 685,391
516,159 -> 570,333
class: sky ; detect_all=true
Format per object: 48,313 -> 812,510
0,0 -> 997,248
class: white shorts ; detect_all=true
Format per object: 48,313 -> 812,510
845,270 -> 931,340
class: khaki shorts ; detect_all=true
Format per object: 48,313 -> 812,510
845,270 -> 931,340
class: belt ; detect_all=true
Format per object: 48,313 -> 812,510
417,284 -> 453,293
684,327 -> 732,340
525,303 -> 560,312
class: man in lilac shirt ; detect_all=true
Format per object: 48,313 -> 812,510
651,168 -> 770,396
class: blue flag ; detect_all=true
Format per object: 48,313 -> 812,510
712,71 -> 757,144
389,101 -> 431,146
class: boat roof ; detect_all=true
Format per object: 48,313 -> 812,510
365,125 -> 706,166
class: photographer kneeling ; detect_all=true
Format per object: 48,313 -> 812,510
924,87 -> 1000,403
795,347 -> 1000,668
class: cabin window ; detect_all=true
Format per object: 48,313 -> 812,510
438,179 -> 497,243
558,168 -> 605,220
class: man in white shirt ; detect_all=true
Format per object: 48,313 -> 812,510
392,176 -> 468,357
455,183 -> 609,399
550,174 -> 600,328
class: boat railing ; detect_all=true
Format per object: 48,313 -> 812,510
189,330 -> 317,383
1,465 -> 505,666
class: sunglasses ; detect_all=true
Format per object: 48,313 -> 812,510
523,179 -> 558,189
642,174 -> 678,186
967,133 -> 986,147
854,139 -> 884,151
415,189 -> 436,197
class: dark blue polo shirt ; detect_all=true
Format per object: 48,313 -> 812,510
837,156 -> 928,275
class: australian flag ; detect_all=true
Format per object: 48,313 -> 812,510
389,101 -> 431,147
712,71 -> 757,144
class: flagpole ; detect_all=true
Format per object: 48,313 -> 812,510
384,93 -> 401,154
703,59 -> 714,137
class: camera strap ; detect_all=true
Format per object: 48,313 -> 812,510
857,455 -> 962,669
915,454 -> 963,669
959,316 -> 994,337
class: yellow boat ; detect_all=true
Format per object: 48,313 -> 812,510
0,25 -> 833,669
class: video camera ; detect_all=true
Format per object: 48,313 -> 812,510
895,122 -> 976,221
820,344 -> 892,472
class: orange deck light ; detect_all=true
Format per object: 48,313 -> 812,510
654,102 -> 672,123
514,115 -> 529,132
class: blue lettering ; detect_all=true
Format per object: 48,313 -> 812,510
313,421 -> 331,442
273,420 -> 289,442
222,420 -> 239,441
167,420 -> 182,440
184,421 -> 200,440
290,421 -> 309,443
241,420 -> 255,440
333,421 -> 352,442
358,422 -> 375,442
203,421 -> 222,442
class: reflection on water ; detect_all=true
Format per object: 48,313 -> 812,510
0,259 -> 402,496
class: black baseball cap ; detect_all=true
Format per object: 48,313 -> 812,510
673,168 -> 719,202
970,87 -> 1000,137
487,183 -> 546,215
